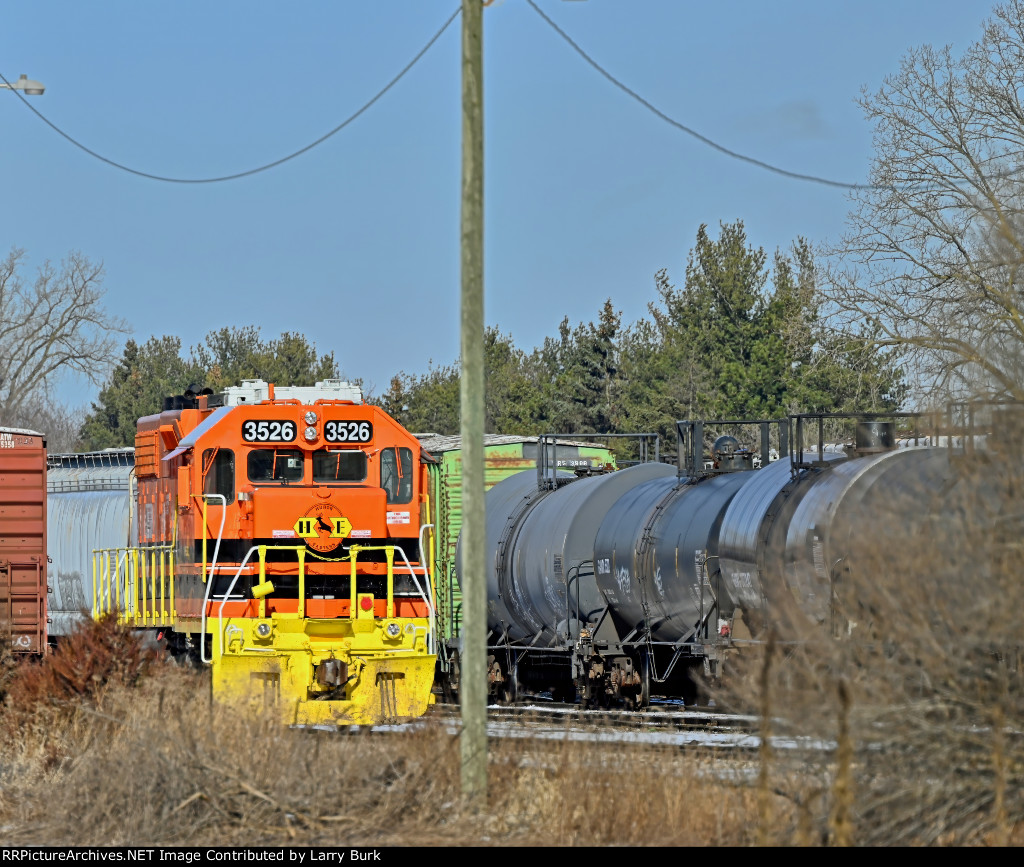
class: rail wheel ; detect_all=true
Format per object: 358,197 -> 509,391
442,651 -> 461,704
639,650 -> 651,709
580,679 -> 593,710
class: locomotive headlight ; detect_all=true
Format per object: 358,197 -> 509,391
304,411 -> 318,425
385,622 -> 402,639
304,425 -> 318,442
255,621 -> 272,639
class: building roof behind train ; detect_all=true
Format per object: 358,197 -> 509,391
414,433 -> 616,456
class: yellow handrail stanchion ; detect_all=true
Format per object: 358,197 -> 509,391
151,550 -> 157,623
147,548 -> 154,623
257,545 -> 268,619
297,548 -> 306,620
138,547 -> 146,625
134,549 -> 140,623
386,547 -> 395,619
110,551 -> 117,618
349,546 -> 360,620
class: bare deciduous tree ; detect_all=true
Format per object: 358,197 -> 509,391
0,247 -> 128,423
826,0 -> 1024,404
0,397 -> 86,453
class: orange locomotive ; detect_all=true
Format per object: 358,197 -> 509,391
93,379 -> 436,725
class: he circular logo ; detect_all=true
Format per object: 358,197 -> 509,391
296,502 -> 350,554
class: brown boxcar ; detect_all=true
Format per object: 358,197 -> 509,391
0,427 -> 47,653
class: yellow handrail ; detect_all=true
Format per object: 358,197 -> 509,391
91,545 -> 175,627
347,545 -> 397,620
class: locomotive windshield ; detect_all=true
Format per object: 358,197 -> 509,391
247,448 -> 303,483
313,449 -> 367,483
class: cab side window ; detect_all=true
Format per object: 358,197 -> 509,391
202,448 -> 235,504
380,447 -> 413,504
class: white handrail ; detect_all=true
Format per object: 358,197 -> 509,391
213,546 -> 262,663
204,493 -> 227,582
197,493 -> 227,663
393,544 -> 435,655
418,523 -> 437,655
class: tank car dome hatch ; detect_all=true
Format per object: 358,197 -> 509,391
711,435 -> 754,472
713,435 -> 739,456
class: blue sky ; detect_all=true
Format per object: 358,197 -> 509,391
1,0 -> 996,407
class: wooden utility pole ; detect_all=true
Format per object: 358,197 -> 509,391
459,0 -> 487,807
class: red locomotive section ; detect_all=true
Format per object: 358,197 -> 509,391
132,381 -> 433,633
0,428 -> 47,653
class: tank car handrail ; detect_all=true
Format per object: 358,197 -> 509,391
788,411 -> 933,473
536,432 -> 659,490
676,418 -> 787,476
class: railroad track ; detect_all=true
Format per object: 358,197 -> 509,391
295,699 -> 778,750
434,700 -> 759,735
295,699 -> 830,753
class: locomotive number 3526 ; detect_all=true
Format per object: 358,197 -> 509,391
325,421 -> 373,443
242,420 -> 297,442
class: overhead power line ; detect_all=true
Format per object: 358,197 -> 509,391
0,6 -> 461,184
525,0 -> 875,192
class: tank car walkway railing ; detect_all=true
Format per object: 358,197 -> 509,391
92,545 -> 176,627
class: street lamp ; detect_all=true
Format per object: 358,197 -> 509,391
0,74 -> 45,96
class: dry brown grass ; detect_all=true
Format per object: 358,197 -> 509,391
0,615 -> 772,846
0,658 -> 773,847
